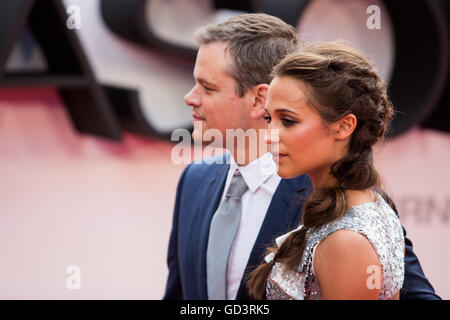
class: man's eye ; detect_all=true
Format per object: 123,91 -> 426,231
262,114 -> 271,123
282,118 -> 297,127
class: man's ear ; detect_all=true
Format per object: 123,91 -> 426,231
333,113 -> 357,141
250,83 -> 269,120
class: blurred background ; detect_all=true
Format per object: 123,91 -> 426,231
0,0 -> 449,299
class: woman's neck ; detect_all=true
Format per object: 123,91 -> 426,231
345,189 -> 377,209
308,167 -> 336,190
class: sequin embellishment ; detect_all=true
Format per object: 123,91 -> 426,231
265,192 -> 405,300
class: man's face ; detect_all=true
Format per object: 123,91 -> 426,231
184,41 -> 253,146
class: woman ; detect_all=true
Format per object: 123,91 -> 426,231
247,42 -> 405,300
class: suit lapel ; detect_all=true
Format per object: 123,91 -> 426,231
235,175 -> 312,299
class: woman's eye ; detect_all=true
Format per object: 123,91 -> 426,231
262,114 -> 271,123
282,118 -> 297,127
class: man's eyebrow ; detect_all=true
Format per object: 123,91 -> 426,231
196,77 -> 217,87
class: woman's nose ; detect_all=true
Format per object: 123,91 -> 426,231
265,127 -> 280,145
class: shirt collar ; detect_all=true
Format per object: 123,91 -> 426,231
229,152 -> 278,194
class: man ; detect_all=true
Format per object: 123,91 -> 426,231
163,13 -> 439,300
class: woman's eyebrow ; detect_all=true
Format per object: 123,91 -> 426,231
273,108 -> 298,115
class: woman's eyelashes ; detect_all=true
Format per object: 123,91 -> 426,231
263,111 -> 298,127
281,118 -> 298,127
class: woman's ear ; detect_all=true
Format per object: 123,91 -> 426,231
250,83 -> 269,120
333,113 -> 357,141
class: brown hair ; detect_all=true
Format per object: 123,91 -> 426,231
194,13 -> 301,96
247,42 -> 395,299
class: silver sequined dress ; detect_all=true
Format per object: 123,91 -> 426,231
265,192 -> 405,300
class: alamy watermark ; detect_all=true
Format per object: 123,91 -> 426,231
66,5 -> 81,30
366,5 -> 381,30
170,123 -> 279,175
66,265 -> 81,290
366,264 -> 382,290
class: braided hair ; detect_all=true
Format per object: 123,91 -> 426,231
247,42 -> 395,299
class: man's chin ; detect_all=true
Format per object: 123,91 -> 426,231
192,121 -> 207,144
191,129 -> 204,145
192,126 -> 225,148
191,131 -> 215,146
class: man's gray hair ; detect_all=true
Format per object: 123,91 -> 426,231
194,13 -> 302,96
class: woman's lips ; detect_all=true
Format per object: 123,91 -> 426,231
271,152 -> 288,162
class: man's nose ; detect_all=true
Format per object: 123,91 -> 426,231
184,87 -> 201,107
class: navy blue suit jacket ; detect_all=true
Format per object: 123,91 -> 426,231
163,157 -> 440,300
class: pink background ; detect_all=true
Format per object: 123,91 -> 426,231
0,0 -> 449,300
1,88 -> 449,299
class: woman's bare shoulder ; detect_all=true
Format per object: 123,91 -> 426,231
313,229 -> 381,299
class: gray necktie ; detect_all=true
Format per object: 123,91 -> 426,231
207,170 -> 248,300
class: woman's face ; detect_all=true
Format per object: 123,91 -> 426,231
265,76 -> 342,184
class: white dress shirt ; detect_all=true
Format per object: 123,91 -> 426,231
219,152 -> 281,299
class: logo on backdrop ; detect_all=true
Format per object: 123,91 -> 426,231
0,0 -> 448,141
